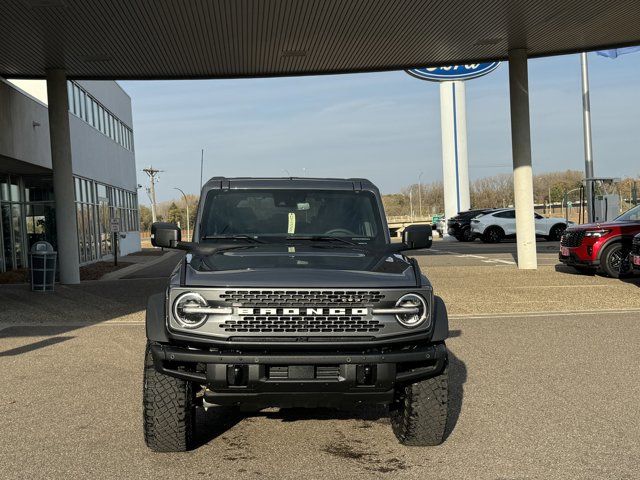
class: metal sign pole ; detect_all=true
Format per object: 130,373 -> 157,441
439,80 -> 470,237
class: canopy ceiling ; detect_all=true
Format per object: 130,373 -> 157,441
2,0 -> 640,79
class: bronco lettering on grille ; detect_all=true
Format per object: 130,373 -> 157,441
237,307 -> 368,316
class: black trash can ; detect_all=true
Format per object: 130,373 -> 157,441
29,241 -> 57,292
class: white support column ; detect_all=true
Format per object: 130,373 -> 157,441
508,49 -> 537,270
46,69 -> 80,284
440,80 -> 470,237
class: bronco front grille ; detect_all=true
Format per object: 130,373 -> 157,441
561,230 -> 585,247
220,316 -> 383,333
219,290 -> 385,306
632,237 -> 640,255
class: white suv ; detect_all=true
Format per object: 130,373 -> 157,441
470,208 -> 568,243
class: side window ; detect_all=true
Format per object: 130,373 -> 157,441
494,210 -> 515,219
534,213 -> 543,219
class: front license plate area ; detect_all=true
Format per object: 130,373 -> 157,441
560,246 -> 570,257
633,255 -> 640,266
288,366 -> 315,379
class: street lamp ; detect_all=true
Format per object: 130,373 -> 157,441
418,172 -> 423,218
174,187 -> 190,238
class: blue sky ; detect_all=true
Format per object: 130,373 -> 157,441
121,51 -> 640,203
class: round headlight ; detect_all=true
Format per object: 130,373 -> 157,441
172,292 -> 209,329
395,293 -> 428,328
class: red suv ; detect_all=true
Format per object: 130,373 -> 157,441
559,204 -> 640,277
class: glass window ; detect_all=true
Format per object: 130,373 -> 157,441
0,175 -> 9,201
11,204 -> 25,268
74,177 -> 80,201
24,176 -> 54,203
73,85 -> 80,116
9,176 -> 21,202
79,91 -> 85,120
98,106 -> 104,132
200,189 -> 384,244
92,101 -> 98,128
67,81 -> 74,112
86,95 -> 93,125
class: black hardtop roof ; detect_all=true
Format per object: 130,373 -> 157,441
202,177 -> 378,192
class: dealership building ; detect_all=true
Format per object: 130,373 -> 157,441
0,78 -> 140,274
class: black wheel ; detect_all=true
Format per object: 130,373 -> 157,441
390,367 -> 448,446
143,343 -> 196,452
600,243 -> 632,278
548,224 -> 566,241
460,228 -> 474,242
482,227 -> 504,244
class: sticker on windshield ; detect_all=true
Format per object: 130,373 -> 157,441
288,212 -> 296,234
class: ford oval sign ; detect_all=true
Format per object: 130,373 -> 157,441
406,62 -> 500,82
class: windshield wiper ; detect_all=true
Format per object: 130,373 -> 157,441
201,235 -> 264,243
285,235 -> 360,247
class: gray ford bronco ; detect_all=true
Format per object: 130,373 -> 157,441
144,177 -> 450,451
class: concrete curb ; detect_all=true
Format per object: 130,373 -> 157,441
100,251 -> 180,281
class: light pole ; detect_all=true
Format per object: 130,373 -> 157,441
418,172 -> 423,218
174,187 -> 190,238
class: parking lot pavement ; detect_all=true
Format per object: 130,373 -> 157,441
1,307 -> 639,480
412,238 -> 562,268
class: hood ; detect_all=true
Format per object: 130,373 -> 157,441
567,220 -> 630,231
182,244 -> 418,288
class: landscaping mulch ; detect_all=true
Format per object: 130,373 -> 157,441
0,269 -> 29,284
79,261 -> 133,281
125,248 -> 166,257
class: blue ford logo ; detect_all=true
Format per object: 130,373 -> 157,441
406,62 -> 500,81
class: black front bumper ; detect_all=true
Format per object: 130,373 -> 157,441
150,342 -> 447,408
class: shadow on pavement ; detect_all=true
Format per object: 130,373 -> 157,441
192,405 -> 245,450
554,264 -> 597,276
0,278 -> 168,355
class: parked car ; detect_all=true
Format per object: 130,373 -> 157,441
470,208 -> 568,243
630,233 -> 640,272
447,208 -> 497,242
559,204 -> 640,277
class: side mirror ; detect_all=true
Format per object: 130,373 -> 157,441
151,222 -> 181,248
402,224 -> 433,250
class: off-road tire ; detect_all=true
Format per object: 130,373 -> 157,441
482,227 -> 504,243
390,367 -> 448,446
548,224 -> 566,241
143,343 -> 196,452
600,243 -> 632,278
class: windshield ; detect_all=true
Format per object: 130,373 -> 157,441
615,204 -> 640,222
199,189 -> 384,245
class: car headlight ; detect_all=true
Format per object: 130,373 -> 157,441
584,229 -> 610,238
172,292 -> 209,329
394,293 -> 429,328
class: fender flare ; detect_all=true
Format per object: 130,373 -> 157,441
146,292 -> 169,343
431,295 -> 449,342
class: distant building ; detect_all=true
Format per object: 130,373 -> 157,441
0,78 -> 140,273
